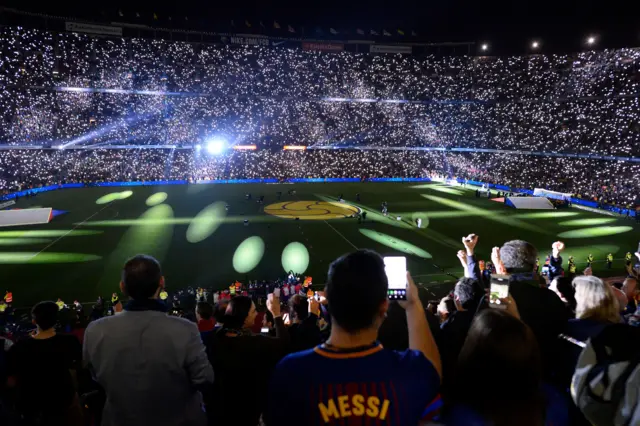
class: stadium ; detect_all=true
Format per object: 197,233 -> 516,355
0,2 -> 639,426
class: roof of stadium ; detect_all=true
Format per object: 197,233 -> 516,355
2,0 -> 637,54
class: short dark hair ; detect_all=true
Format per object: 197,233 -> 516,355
32,301 -> 59,330
326,250 -> 388,333
454,277 -> 482,310
289,294 -> 309,321
500,240 -> 538,273
122,255 -> 162,300
196,302 -> 213,320
213,300 -> 229,323
222,296 -> 253,329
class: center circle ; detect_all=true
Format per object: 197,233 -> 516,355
264,201 -> 360,220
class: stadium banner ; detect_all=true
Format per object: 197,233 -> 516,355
94,180 -> 188,187
367,177 -> 431,182
65,22 -> 123,36
302,42 -> 344,52
220,35 -> 272,47
0,208 -> 52,227
533,188 -> 572,201
195,179 -> 279,184
369,45 -> 412,54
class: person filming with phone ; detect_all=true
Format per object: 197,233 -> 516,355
265,250 -> 441,426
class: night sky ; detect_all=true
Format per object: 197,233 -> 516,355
3,0 -> 639,54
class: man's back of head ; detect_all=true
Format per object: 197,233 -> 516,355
32,301 -> 59,331
454,277 -> 482,311
326,250 -> 388,333
500,240 -> 538,273
121,255 -> 163,300
288,294 -> 309,322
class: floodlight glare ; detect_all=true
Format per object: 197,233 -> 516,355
206,138 -> 226,155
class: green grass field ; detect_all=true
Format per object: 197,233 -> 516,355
2,182 -> 638,306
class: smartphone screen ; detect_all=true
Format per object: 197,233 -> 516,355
489,275 -> 510,309
260,327 -> 269,334
384,256 -> 407,300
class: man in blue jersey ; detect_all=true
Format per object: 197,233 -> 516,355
265,250 -> 441,426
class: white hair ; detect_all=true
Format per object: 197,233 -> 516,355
573,275 -> 621,323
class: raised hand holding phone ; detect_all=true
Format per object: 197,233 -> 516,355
384,256 -> 407,300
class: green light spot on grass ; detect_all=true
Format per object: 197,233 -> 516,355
0,252 -> 101,264
233,236 -> 265,273
359,228 -> 432,259
514,211 -> 579,219
430,186 -> 465,196
95,190 -> 133,205
0,238 -> 52,246
0,230 -> 103,238
558,226 -> 633,239
281,242 -> 310,274
559,218 -> 618,226
146,192 -> 168,206
186,202 -> 227,243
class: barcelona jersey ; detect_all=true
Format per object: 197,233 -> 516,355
266,342 -> 440,425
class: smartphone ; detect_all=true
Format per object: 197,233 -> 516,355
384,256 -> 407,300
314,291 -> 320,301
489,274 -> 510,309
260,327 -> 269,334
273,288 -> 280,298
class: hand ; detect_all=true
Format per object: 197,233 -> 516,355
498,294 -> 520,319
457,250 -> 468,268
492,247 -> 508,274
462,234 -> 478,255
583,266 -> 593,276
267,293 -> 281,318
552,241 -> 565,257
308,296 -> 320,316
399,272 -> 420,310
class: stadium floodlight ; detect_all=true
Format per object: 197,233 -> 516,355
205,138 -> 226,155
587,36 -> 596,45
531,41 -> 539,49
195,144 -> 202,151
481,43 -> 489,52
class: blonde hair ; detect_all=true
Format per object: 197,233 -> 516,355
573,276 -> 621,323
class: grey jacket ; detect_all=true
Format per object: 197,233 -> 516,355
83,308 -> 214,426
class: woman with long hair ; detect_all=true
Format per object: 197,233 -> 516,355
204,294 -> 288,426
443,299 -> 567,426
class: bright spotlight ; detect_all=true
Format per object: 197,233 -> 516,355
532,41 -> 539,49
195,144 -> 201,151
481,43 -> 489,51
206,139 -> 226,155
587,36 -> 596,45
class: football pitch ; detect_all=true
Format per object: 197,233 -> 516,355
2,182 -> 638,306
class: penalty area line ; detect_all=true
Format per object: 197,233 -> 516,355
29,203 -> 115,261
323,220 -> 358,251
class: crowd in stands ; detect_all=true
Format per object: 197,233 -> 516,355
1,149 -> 638,207
0,27 -> 639,157
1,237 -> 639,426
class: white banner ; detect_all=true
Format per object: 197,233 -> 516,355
533,188 -> 572,201
369,45 -> 412,54
65,22 -> 123,36
0,200 -> 16,210
0,208 -> 52,227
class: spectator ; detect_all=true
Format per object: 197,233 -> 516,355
438,277 -> 484,397
621,277 -> 639,314
287,294 -> 322,352
566,276 -> 622,343
549,276 -> 577,315
265,250 -> 441,426
212,300 -> 229,330
6,301 -> 83,426
204,294 -> 288,426
495,240 -> 570,376
83,255 -> 213,426
196,302 -> 215,333
437,296 -> 457,323
443,305 -> 568,426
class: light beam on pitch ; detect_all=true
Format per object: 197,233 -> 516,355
186,202 -> 227,243
146,192 -> 168,206
557,226 -> 633,239
0,230 -> 103,238
513,211 -> 579,219
359,229 -> 432,259
95,190 -> 133,205
558,218 -> 617,226
0,252 -> 102,264
0,238 -> 52,245
281,242 -> 310,274
233,236 -> 265,273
